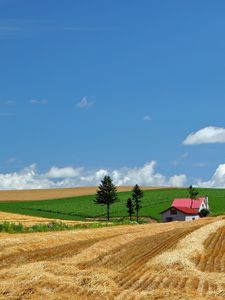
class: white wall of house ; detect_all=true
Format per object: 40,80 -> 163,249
199,203 -> 206,211
198,197 -> 210,212
205,196 -> 209,210
185,215 -> 200,221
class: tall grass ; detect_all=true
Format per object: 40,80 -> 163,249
0,222 -> 24,233
0,219 -> 138,234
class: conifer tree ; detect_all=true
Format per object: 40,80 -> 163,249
132,184 -> 144,223
126,197 -> 134,220
188,185 -> 199,199
94,176 -> 118,221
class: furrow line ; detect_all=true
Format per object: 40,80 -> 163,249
198,227 -> 225,272
117,228 -> 198,289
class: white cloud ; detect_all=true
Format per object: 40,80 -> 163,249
45,166 -> 82,178
0,161 -> 187,190
197,163 -> 225,188
0,164 -> 52,190
111,161 -> 167,186
168,174 -> 187,187
183,126 -> 225,145
95,169 -> 109,180
77,97 -> 94,108
30,98 -> 48,105
143,115 -> 151,122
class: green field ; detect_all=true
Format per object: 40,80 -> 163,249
0,188 -> 225,222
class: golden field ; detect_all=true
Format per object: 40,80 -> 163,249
0,216 -> 225,299
0,186 -> 169,201
0,212 -> 92,227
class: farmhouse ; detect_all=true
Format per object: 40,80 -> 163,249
160,197 -> 209,222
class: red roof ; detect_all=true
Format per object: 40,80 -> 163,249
160,206 -> 199,215
175,207 -> 199,214
172,197 -> 205,209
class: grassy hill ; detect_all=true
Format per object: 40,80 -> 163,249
0,188 -> 224,221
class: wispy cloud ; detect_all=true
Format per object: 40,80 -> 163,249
77,97 -> 94,109
170,152 -> 205,168
0,19 -> 111,39
143,115 -> 151,122
30,98 -> 48,105
171,152 -> 189,165
3,100 -> 16,106
180,152 -> 189,159
0,19 -> 54,39
63,27 -> 111,32
171,160 -> 206,168
0,20 -> 21,39
183,126 -> 225,145
6,157 -> 17,164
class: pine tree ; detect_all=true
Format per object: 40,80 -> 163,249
132,184 -> 144,223
188,185 -> 199,199
94,176 -> 118,221
126,197 -> 134,220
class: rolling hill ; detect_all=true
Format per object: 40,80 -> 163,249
0,187 -> 224,221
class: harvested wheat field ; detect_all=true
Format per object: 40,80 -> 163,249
0,186 -> 169,201
0,212 -> 91,226
0,217 -> 225,300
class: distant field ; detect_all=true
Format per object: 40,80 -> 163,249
0,186 -> 167,201
0,188 -> 224,221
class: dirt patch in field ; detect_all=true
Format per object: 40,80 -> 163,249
0,186 -> 171,202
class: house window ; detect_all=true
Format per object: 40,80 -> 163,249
170,207 -> 177,215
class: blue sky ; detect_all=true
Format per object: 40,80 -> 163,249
1,0 -> 225,189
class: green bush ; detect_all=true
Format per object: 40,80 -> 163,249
0,221 -> 114,234
0,222 -> 25,233
199,208 -> 210,217
29,221 -> 70,232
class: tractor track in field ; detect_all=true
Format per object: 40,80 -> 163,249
195,226 -> 225,273
78,224 -> 204,271
114,225 -> 202,291
124,222 -> 225,300
77,223 -> 204,299
1,218 -> 225,300
108,224 -> 225,300
0,233 -> 125,270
